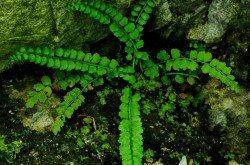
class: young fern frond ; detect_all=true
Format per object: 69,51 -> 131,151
119,87 -> 143,165
10,47 -> 119,76
26,76 -> 52,108
52,87 -> 85,135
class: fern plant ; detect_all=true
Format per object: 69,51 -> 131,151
26,76 -> 52,108
10,0 -> 240,164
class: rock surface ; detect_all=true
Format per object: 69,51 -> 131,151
187,0 -> 240,43
1,0 -> 248,72
0,0 -> 132,72
204,79 -> 250,163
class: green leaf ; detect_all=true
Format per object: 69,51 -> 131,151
97,67 -> 107,75
34,55 -> 42,64
35,47 -> 42,54
172,59 -> 181,71
65,107 -> 74,118
123,66 -> 135,73
197,51 -> 206,61
129,29 -> 140,39
54,59 -> 61,68
33,83 -> 44,91
210,59 -> 219,66
42,47 -> 50,55
99,56 -> 110,66
45,86 -> 52,96
60,60 -> 68,70
157,50 -> 169,61
56,48 -> 64,57
187,76 -> 195,85
133,5 -> 142,11
119,17 -> 128,26
135,52 -> 149,60
26,95 -> 39,108
91,53 -> 101,64
223,67 -> 231,75
161,76 -> 171,85
58,80 -> 68,90
124,23 -> 135,33
148,0 -> 156,7
66,61 -> 76,71
201,63 -> 211,74
28,54 -> 36,62
81,64 -> 89,72
41,76 -> 51,86
141,13 -> 149,20
204,52 -> 212,62
40,57 -> 47,65
113,13 -> 123,22
109,59 -> 119,68
188,61 -> 199,71
52,117 -> 64,135
109,23 -> 119,32
75,61 -> 82,70
38,91 -> 47,103
136,40 -> 144,49
93,78 -> 104,87
174,75 -> 185,84
138,18 -> 147,25
76,51 -> 85,60
84,53 -> 92,62
69,49 -> 77,59
144,6 -> 153,13
166,61 -> 174,71
143,60 -> 159,79
171,49 -> 180,58
131,11 -> 139,16
47,58 -> 54,68
189,50 -> 197,59
89,65 -> 97,73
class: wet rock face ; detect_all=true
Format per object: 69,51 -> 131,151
187,0 -> 240,43
0,0 -> 133,72
204,79 -> 250,162
155,0 -> 248,45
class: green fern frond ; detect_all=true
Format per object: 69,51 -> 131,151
52,87 -> 85,135
10,47 -> 119,76
119,87 -> 143,165
129,0 -> 158,32
68,1 -> 143,49
156,49 -> 240,92
67,1 -> 111,24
